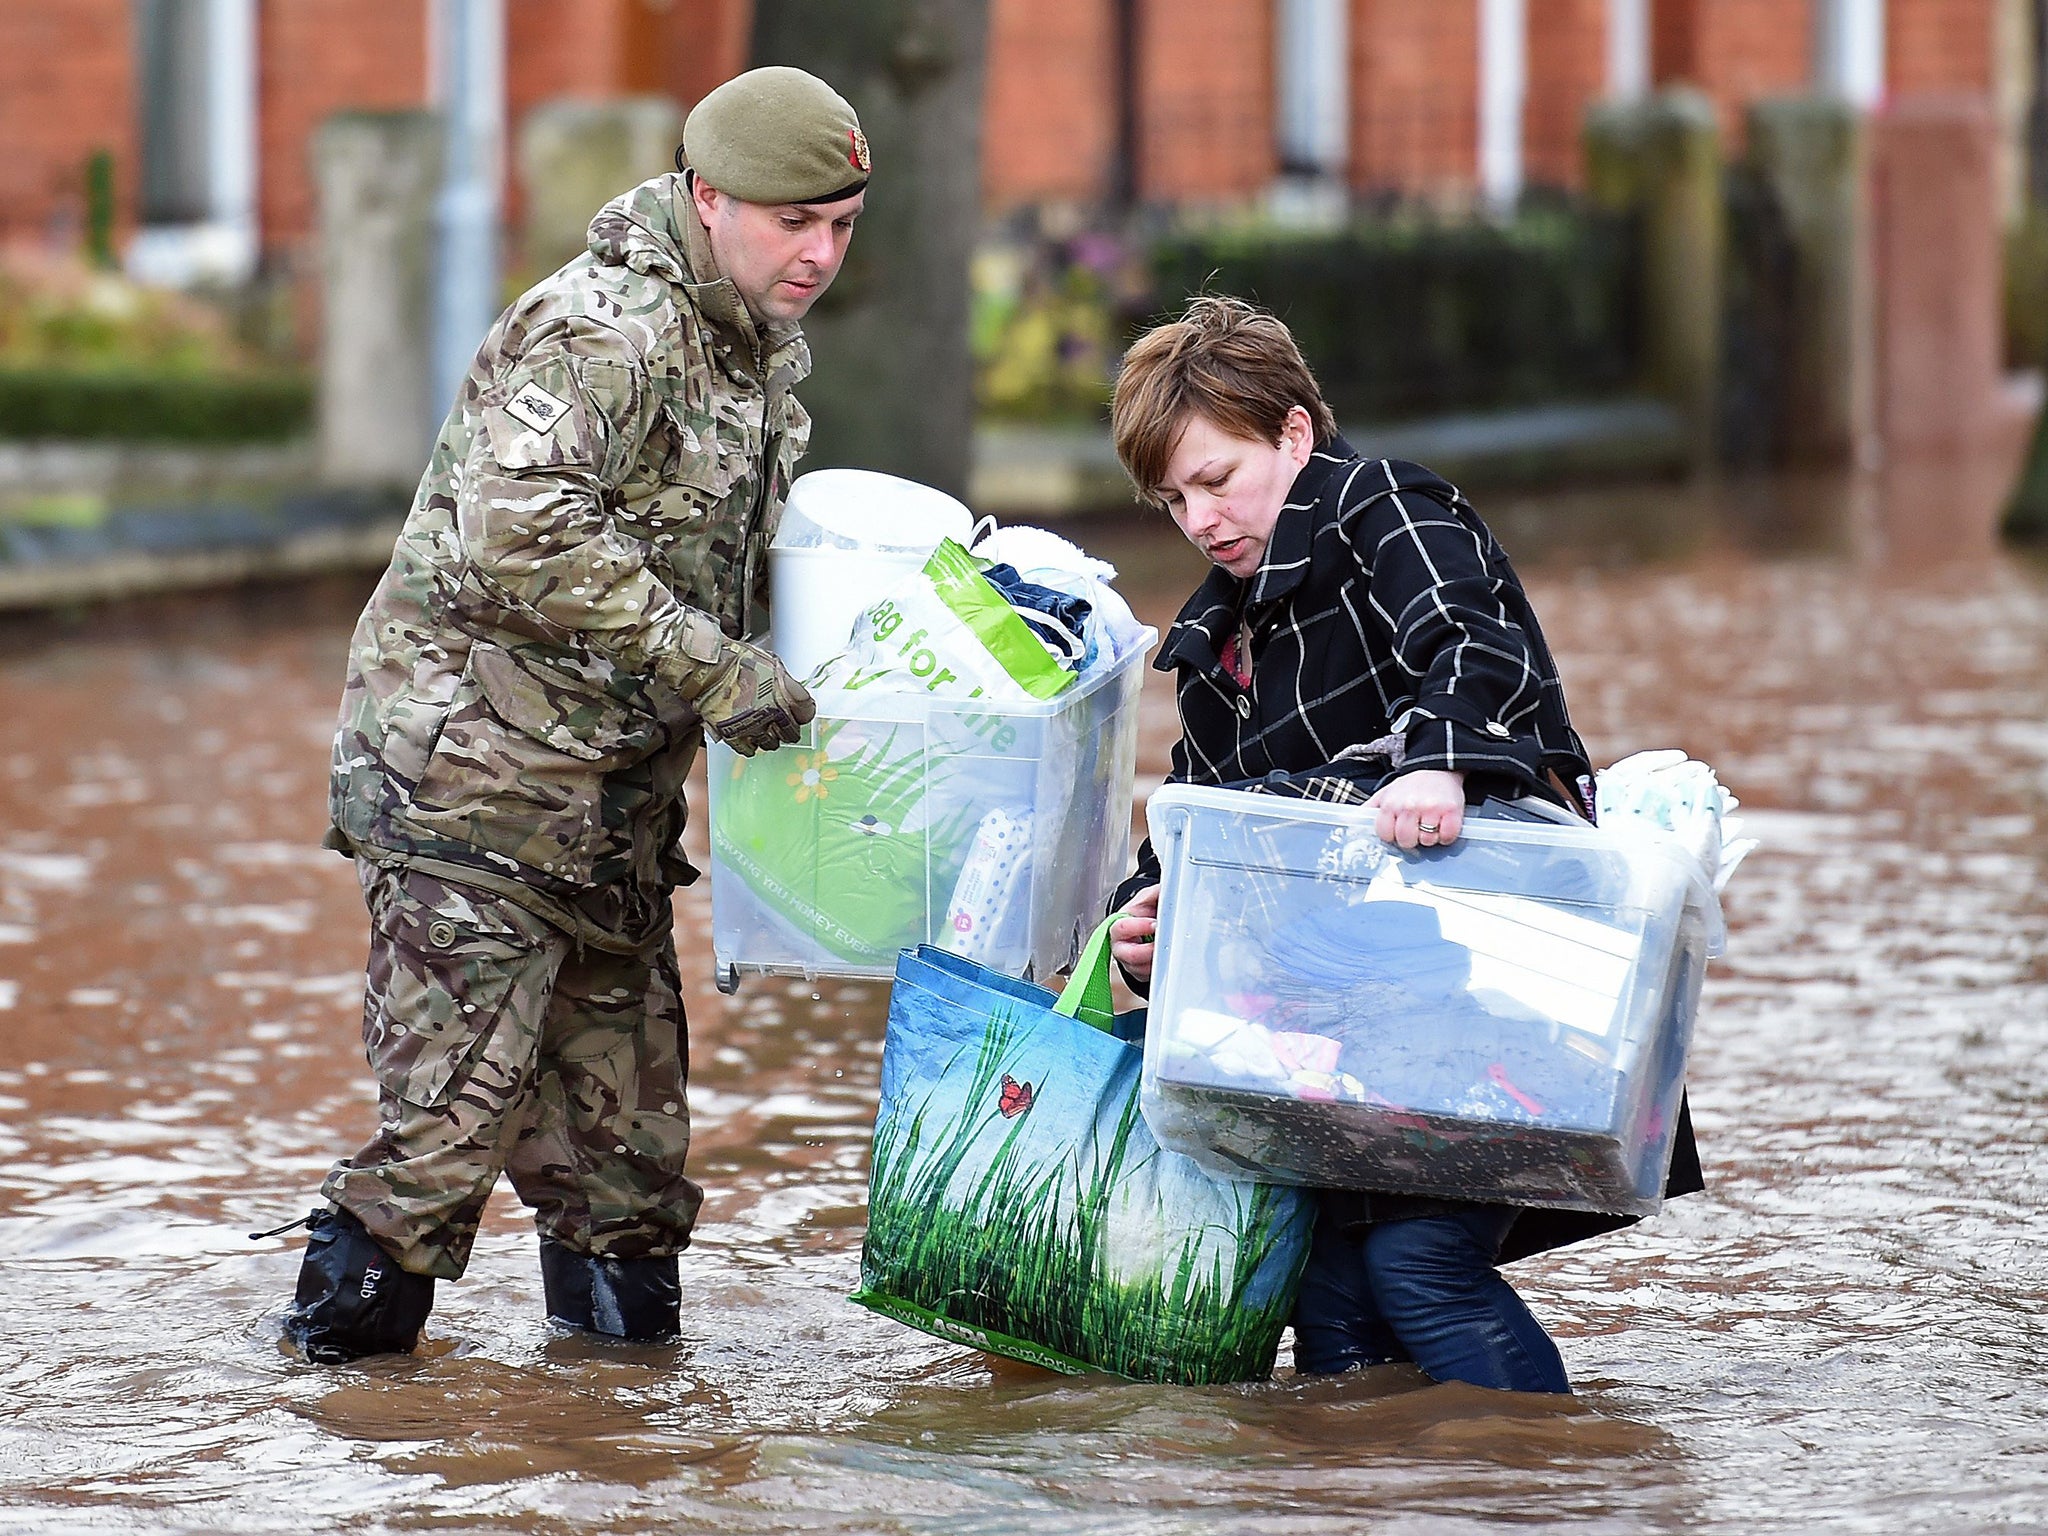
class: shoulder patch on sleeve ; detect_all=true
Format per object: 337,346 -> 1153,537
482,354 -> 598,473
505,380 -> 573,435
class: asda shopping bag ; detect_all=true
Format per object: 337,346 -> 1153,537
853,918 -> 1313,1384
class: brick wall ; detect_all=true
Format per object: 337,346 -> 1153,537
1524,0 -> 1607,189
0,2 -> 2013,274
1650,0 -> 1703,94
1653,0 -> 1815,149
263,0 -> 751,260
504,0 -> 751,231
1351,0 -> 1478,199
983,0 -> 1117,207
258,0 -> 428,252
643,0 -> 754,105
982,0 -> 1278,209
1887,0 -> 1998,93
0,0 -> 136,251
508,0 -> 630,111
1137,0 -> 1276,202
505,0 -> 634,237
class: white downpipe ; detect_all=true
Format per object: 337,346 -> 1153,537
1479,0 -> 1526,212
207,0 -> 258,279
1605,0 -> 1651,101
430,0 -> 505,430
1815,0 -> 1887,107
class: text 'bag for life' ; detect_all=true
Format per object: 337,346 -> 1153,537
853,920 -> 1312,1384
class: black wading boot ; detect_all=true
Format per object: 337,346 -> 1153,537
282,1206 -> 436,1363
539,1238 -> 681,1342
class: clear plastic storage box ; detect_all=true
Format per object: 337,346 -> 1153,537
708,633 -> 1155,989
1138,784 -> 1718,1216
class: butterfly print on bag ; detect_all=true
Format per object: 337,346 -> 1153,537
998,1073 -> 1034,1118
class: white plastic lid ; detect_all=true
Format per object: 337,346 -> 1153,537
773,469 -> 974,552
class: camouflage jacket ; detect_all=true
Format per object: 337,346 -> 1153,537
327,175 -> 811,928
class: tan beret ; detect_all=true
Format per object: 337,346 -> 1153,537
682,66 -> 869,205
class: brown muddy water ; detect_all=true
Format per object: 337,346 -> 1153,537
1,453 -> 2045,1534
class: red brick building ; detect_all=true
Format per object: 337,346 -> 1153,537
0,0 -> 2018,277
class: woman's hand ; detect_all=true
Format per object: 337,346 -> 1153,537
1364,769 -> 1467,849
1109,885 -> 1161,983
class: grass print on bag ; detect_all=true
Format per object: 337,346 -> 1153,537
853,920 -> 1312,1384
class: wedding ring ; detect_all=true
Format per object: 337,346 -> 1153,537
1418,822 -> 1440,833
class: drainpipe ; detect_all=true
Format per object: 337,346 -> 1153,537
1110,0 -> 1139,210
430,0 -> 505,429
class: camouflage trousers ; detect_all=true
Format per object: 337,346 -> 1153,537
322,861 -> 703,1280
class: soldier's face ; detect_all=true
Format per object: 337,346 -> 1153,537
693,181 -> 865,326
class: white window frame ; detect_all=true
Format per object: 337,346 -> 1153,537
129,0 -> 259,287
1814,0 -> 1887,107
1605,0 -> 1651,101
1479,0 -> 1527,212
1275,0 -> 1350,181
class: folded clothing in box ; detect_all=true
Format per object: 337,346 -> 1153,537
1138,785 -> 1716,1216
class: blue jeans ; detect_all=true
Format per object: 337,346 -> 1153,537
1290,1203 -> 1571,1394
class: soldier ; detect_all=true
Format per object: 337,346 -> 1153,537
277,67 -> 872,1361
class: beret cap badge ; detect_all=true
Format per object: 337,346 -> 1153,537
848,128 -> 871,174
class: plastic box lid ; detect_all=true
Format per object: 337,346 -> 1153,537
1145,784 -> 1723,958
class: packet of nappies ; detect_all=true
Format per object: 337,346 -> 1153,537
938,808 -> 1035,964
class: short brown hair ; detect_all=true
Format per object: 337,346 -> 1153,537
1110,296 -> 1338,506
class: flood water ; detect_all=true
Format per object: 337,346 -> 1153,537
2,451 -> 2045,1533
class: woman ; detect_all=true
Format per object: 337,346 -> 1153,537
1106,297 -> 1701,1395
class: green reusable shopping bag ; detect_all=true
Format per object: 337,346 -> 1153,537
853,917 -> 1315,1384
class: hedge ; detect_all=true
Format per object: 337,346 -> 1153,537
1147,205 -> 1641,423
2007,200 -> 2048,375
0,366 -> 313,443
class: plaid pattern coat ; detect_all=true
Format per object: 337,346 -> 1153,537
1162,443 -> 1592,804
1116,443 -> 1701,1260
1121,443 -> 1593,899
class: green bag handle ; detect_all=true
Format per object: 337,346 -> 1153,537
1054,910 -> 1129,1034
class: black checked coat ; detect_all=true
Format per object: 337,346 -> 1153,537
1117,442 -> 1702,1262
1156,443 -> 1594,802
